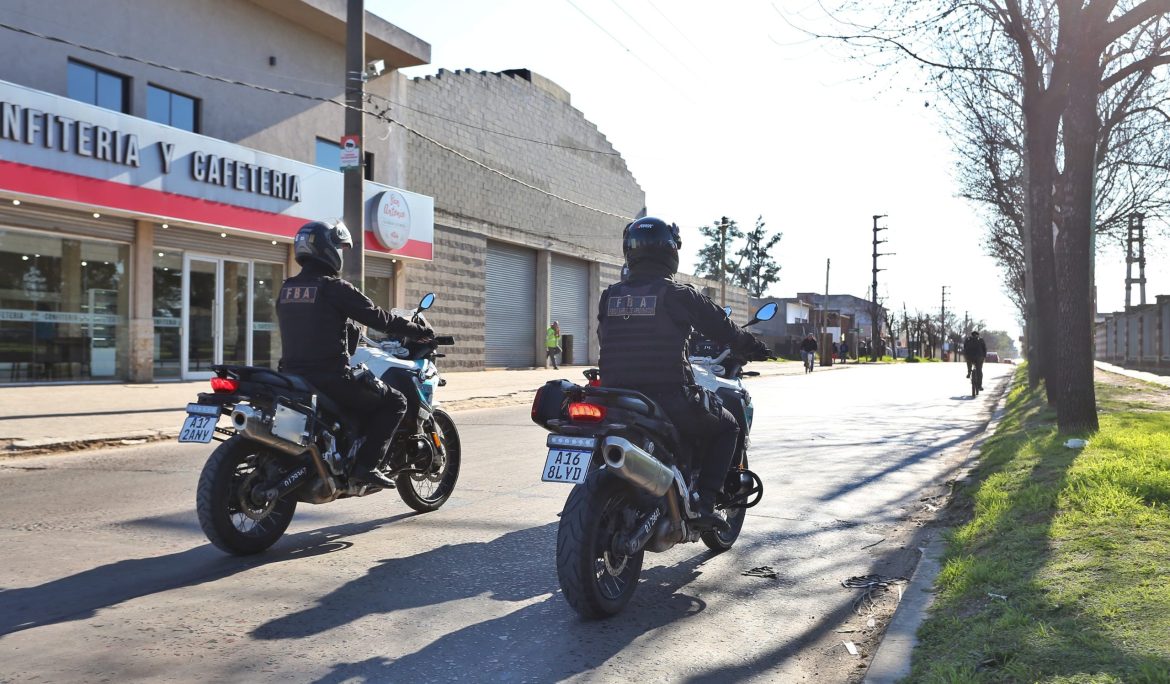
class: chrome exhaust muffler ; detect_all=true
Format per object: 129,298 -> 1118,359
602,436 -> 675,497
231,404 -> 337,500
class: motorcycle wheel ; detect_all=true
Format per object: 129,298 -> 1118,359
556,470 -> 644,619
701,455 -> 750,552
196,436 -> 297,555
396,409 -> 461,513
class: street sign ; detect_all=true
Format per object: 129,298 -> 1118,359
339,135 -> 361,170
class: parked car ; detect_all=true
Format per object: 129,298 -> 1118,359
986,351 -> 1001,363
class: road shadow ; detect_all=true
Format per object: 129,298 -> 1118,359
279,522 -> 711,683
0,512 -> 415,637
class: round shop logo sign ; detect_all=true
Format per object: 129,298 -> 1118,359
370,190 -> 411,250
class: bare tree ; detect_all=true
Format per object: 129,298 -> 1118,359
803,0 -> 1170,431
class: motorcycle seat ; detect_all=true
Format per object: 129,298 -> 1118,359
235,367 -> 346,420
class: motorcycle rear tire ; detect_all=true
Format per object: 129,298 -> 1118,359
396,409 -> 461,513
556,470 -> 644,619
196,436 -> 297,555
701,455 -> 750,552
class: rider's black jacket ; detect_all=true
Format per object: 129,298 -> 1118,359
800,337 -> 818,353
963,335 -> 987,361
598,268 -> 755,391
276,262 -> 418,374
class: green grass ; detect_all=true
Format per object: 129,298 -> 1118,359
907,367 -> 1170,683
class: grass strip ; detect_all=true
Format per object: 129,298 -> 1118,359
907,367 -> 1170,683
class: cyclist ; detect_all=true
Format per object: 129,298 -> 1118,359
963,330 -> 987,391
800,333 -> 818,372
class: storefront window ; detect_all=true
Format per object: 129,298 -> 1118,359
0,229 -> 130,382
253,262 -> 283,369
152,251 -> 183,378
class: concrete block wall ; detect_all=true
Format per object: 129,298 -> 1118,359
402,225 -> 486,370
1096,298 -> 1170,374
399,68 -> 644,262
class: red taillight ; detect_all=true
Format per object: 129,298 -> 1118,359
588,376 -> 601,387
210,377 -> 239,393
568,402 -> 606,422
531,387 -> 544,421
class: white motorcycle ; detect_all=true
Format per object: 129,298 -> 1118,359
531,302 -> 778,618
182,293 -> 460,555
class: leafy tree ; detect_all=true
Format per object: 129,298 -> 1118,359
694,217 -> 743,284
734,216 -> 783,297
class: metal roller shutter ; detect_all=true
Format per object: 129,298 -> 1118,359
0,204 -> 135,243
485,241 -> 536,367
155,227 -> 287,263
550,255 -> 589,364
366,255 -> 395,278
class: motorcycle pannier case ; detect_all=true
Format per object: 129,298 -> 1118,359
531,379 -> 577,428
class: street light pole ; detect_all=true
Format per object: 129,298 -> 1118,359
341,0 -> 365,288
941,285 -> 950,361
718,216 -> 729,306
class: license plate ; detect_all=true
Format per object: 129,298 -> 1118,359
541,449 -> 591,484
178,411 -> 218,443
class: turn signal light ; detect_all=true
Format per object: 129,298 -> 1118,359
568,402 -> 606,422
210,377 -> 239,393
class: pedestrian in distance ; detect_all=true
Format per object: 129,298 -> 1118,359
546,321 -> 561,370
838,339 -> 849,363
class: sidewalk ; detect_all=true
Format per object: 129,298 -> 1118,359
1094,360 -> 1170,387
0,359 -> 827,454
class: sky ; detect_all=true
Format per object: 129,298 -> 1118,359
373,0 -> 1170,348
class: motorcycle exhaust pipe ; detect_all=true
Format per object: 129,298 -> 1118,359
231,405 -> 337,499
231,405 -> 302,456
602,436 -> 675,497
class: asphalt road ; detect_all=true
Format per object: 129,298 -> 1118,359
0,362 -> 1013,683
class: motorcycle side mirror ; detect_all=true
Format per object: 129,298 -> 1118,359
744,302 -> 778,327
417,292 -> 436,312
723,306 -> 732,318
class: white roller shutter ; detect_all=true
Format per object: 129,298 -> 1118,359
550,255 -> 589,364
485,241 -> 536,367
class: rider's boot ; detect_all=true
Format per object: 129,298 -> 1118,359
348,438 -> 397,489
691,492 -> 730,533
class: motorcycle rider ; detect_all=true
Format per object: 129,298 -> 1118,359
276,220 -> 433,489
963,330 -> 987,389
597,217 -> 770,532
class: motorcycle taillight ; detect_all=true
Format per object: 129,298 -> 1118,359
568,402 -> 605,423
210,377 -> 239,393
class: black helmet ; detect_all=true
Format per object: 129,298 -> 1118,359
623,216 -> 681,274
294,220 -> 352,274
971,330 -> 981,338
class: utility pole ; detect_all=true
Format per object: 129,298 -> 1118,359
941,285 -> 950,361
341,0 -> 366,287
821,258 -> 830,366
871,214 -> 890,360
1125,212 -> 1147,310
718,216 -> 729,306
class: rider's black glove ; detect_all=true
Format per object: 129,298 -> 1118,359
751,339 -> 771,360
405,321 -> 434,339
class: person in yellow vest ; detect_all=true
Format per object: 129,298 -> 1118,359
546,321 -> 561,369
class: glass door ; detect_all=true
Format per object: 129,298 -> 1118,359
182,255 -> 252,379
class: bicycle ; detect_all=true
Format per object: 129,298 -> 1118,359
803,351 -> 815,374
970,362 -> 983,397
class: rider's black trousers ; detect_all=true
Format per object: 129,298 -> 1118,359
645,387 -> 740,501
304,371 -> 408,471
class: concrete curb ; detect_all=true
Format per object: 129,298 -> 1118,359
863,372 -> 1015,684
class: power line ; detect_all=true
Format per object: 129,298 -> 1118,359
644,0 -> 712,62
606,0 -> 696,75
562,0 -> 696,104
0,20 -> 634,221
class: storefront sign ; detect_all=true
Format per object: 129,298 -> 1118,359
0,308 -> 121,325
369,190 -> 411,249
0,80 -> 433,260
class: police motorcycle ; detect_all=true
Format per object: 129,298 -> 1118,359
181,293 -> 460,555
531,302 -> 778,618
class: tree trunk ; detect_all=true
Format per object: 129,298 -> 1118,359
1021,98 -> 1061,405
1051,51 -> 1100,433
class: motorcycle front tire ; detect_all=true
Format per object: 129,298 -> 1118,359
196,436 -> 297,555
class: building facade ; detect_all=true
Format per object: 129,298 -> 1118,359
0,0 -> 744,383
1096,296 -> 1170,373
